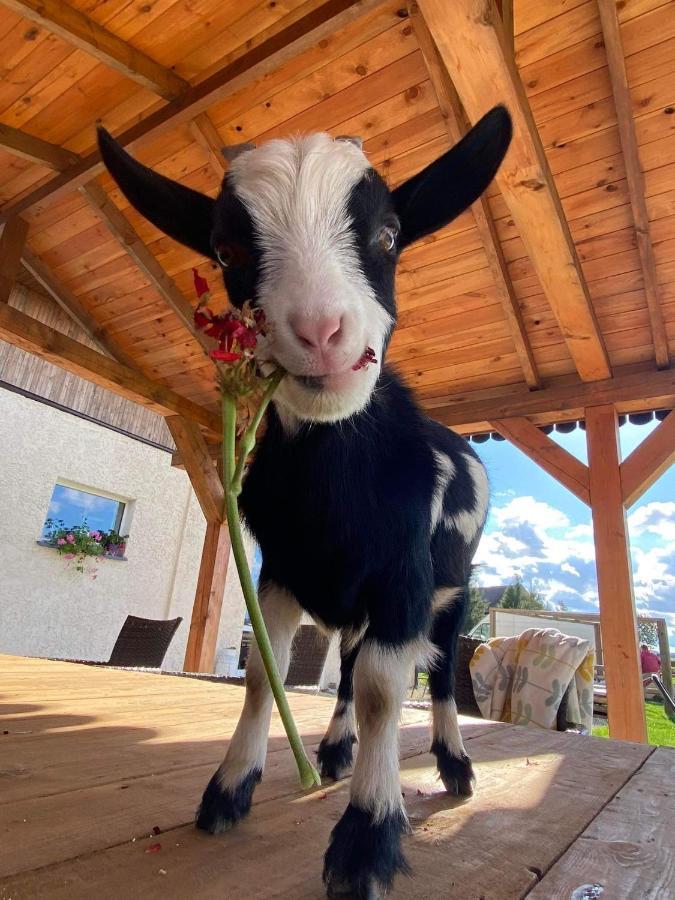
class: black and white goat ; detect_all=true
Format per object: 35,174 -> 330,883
99,106 -> 512,899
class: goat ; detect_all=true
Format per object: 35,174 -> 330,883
99,105 -> 512,899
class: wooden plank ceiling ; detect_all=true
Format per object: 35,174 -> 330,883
0,0 -> 673,426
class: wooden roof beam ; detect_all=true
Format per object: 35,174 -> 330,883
0,217 -> 29,304
0,122 -> 80,170
80,181 -> 214,363
166,416 -> 224,523
189,114 -> 228,180
0,0 -> 188,100
597,0 -> 670,370
490,416 -> 590,505
620,410 -> 675,507
408,2 -> 540,389
431,363 -> 675,431
416,0 -> 611,383
20,249 -> 137,367
0,0 -> 377,223
0,301 -> 220,435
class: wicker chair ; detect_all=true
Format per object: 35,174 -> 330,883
106,615 -> 183,668
454,635 -> 483,717
285,624 -> 330,688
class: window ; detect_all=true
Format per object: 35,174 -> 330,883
41,483 -> 125,539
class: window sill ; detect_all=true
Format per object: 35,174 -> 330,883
35,541 -> 128,562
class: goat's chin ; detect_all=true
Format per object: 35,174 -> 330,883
274,366 -> 380,425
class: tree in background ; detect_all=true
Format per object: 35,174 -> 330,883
637,616 -> 659,649
463,572 -> 489,633
500,576 -> 547,611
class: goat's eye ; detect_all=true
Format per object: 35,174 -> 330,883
214,243 -> 234,269
377,225 -> 398,253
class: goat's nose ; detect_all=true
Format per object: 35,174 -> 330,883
291,315 -> 343,352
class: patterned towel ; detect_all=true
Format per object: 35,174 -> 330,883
469,627 -> 594,732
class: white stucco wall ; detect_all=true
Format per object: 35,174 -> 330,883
0,388 -> 250,672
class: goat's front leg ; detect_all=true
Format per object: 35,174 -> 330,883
196,583 -> 302,833
317,632 -> 360,781
323,639 -> 415,899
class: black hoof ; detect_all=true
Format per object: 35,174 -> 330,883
323,803 -> 410,899
431,741 -> 475,797
317,734 -> 356,781
195,767 -> 262,833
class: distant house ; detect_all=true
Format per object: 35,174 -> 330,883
475,585 -> 509,610
0,283 -> 251,673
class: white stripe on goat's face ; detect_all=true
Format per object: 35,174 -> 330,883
228,134 -> 395,424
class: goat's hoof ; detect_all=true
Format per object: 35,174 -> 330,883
431,743 -> 475,797
317,734 -> 356,781
195,767 -> 262,834
323,803 -> 410,899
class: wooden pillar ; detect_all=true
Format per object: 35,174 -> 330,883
586,404 -> 647,743
166,416 -> 231,674
183,521 -> 232,673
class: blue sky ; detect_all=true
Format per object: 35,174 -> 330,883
473,421 -> 675,645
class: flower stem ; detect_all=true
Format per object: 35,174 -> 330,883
231,369 -> 285,497
221,390 -> 321,790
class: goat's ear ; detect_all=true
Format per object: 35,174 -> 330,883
392,106 -> 512,249
97,127 -> 216,260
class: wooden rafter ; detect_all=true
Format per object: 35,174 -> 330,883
0,0 -> 188,100
166,416 -> 224,524
586,404 -> 647,743
20,250 -> 136,367
432,365 -> 675,432
0,0 -> 377,223
416,0 -> 611,383
597,0 -> 670,370
0,218 -> 29,305
0,301 -> 220,434
189,114 -> 228,180
408,2 -> 540,389
620,411 -> 675,507
491,417 -> 590,505
80,181 -> 214,362
495,0 -> 514,54
0,122 -> 79,170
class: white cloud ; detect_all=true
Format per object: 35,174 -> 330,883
475,495 -> 675,643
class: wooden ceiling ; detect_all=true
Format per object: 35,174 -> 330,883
0,0 -> 674,432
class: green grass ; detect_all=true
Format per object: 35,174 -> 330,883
593,701 -> 675,746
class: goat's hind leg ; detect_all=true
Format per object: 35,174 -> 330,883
317,632 -> 360,781
196,584 -> 302,833
429,586 -> 475,797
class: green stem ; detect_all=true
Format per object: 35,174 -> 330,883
221,390 -> 321,790
231,369 -> 285,497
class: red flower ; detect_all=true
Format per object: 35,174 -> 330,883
211,348 -> 242,362
192,268 -> 210,299
237,327 -> 258,349
352,347 -> 378,371
194,309 -> 213,330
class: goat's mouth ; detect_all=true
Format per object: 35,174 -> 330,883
291,348 -> 378,393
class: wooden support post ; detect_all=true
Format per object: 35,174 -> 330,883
183,521 -> 231,673
0,217 -> 28,304
166,416 -> 224,524
586,404 -> 647,743
620,410 -> 675,508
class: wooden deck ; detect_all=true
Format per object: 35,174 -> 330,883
0,655 -> 672,899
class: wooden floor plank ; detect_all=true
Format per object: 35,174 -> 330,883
0,656 -> 666,899
0,724 -> 651,899
527,746 -> 673,899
